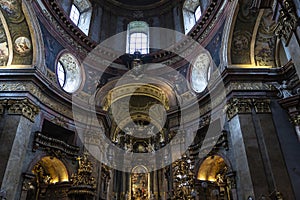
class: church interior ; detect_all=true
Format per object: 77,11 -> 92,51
0,0 -> 300,199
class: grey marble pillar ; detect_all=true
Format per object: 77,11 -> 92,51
227,98 -> 295,199
0,116 -> 34,199
0,98 -> 39,200
228,114 -> 263,199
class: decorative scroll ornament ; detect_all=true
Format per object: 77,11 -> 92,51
69,152 -> 96,197
274,0 -> 299,44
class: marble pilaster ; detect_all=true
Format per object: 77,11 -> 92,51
0,98 -> 39,200
227,97 -> 295,199
0,116 -> 36,200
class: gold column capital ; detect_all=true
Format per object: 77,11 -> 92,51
5,98 -> 40,122
225,98 -> 252,120
225,98 -> 272,120
0,99 -> 8,114
253,99 -> 271,113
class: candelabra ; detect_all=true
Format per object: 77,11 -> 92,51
172,154 -> 196,200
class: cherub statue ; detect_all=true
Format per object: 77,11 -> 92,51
272,80 -> 293,98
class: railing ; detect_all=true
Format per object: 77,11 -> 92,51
33,132 -> 80,157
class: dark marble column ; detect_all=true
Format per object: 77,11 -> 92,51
0,99 -> 39,200
226,98 -> 295,199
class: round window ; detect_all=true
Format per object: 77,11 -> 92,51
56,53 -> 82,93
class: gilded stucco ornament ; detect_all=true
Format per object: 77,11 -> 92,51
0,98 -> 39,122
69,153 -> 97,196
274,0 -> 299,45
226,98 -> 272,120
253,99 -> 271,113
33,132 -> 80,157
0,99 -> 7,114
290,114 -> 300,126
225,98 -> 252,120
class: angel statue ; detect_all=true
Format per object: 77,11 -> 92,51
272,80 -> 293,98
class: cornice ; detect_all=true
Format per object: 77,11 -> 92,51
0,66 -> 287,125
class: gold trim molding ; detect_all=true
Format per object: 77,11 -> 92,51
69,153 -> 96,196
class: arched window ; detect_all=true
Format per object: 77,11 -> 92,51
126,21 -> 149,54
69,0 -> 92,35
183,0 -> 203,34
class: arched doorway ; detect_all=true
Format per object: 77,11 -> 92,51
25,156 -> 70,200
196,155 -> 234,200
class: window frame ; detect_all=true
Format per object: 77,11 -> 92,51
126,21 -> 150,54
194,5 -> 202,22
69,0 -> 92,35
56,60 -> 66,88
56,52 -> 83,94
183,0 -> 203,34
69,4 -> 80,26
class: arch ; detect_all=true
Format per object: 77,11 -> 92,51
195,154 -> 235,200
96,76 -> 179,110
219,0 -> 238,68
22,0 -> 46,73
0,10 -> 13,66
132,165 -> 148,173
31,156 -> 69,184
197,155 -> 229,182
